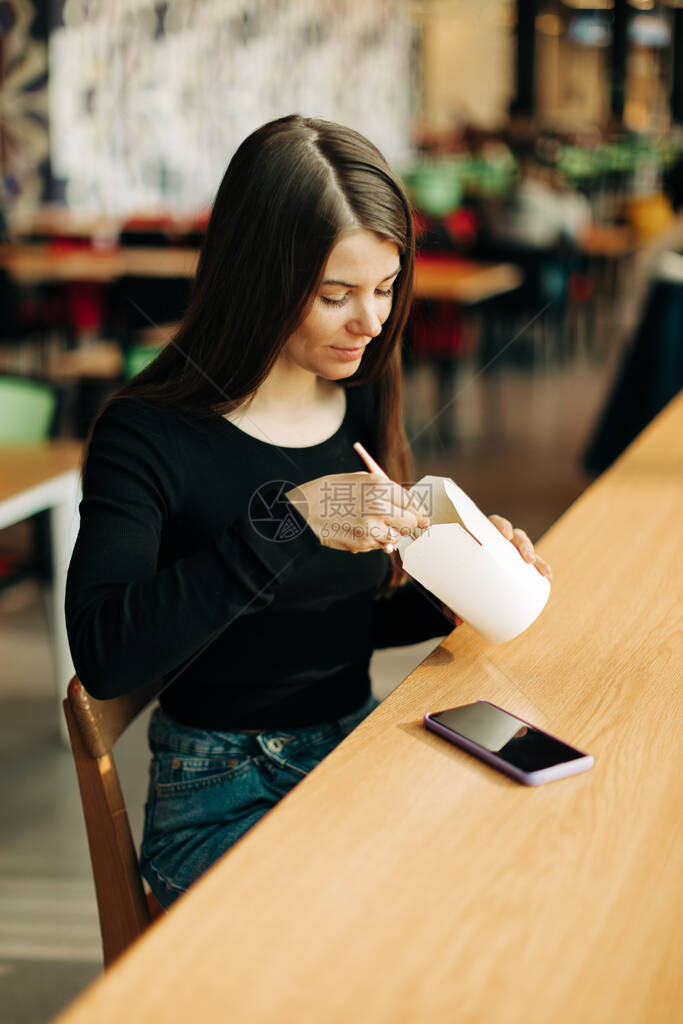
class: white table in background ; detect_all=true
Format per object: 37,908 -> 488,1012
0,441 -> 82,741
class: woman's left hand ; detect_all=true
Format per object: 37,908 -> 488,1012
488,515 -> 553,581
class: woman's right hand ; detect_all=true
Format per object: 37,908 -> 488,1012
285,472 -> 431,553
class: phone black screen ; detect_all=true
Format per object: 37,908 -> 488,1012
430,702 -> 585,772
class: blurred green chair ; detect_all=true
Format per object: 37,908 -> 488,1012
401,158 -> 469,218
0,376 -> 57,442
123,344 -> 163,380
0,376 -> 58,588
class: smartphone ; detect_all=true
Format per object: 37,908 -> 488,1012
424,700 -> 593,785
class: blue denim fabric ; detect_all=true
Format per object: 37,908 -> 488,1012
140,692 -> 379,908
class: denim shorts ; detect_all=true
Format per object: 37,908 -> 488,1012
140,692 -> 379,908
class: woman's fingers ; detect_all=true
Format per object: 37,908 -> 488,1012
512,527 -> 535,563
405,490 -> 432,527
383,525 -> 399,554
489,514 -> 554,580
383,511 -> 420,537
490,515 -> 533,561
512,529 -> 554,581
361,476 -> 431,530
533,555 -> 553,581
297,472 -> 433,553
488,514 -> 513,540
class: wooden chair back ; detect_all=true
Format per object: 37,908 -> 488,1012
62,676 -> 164,967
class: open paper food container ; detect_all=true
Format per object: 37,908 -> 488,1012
397,476 -> 551,643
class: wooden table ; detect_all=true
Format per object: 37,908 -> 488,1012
413,256 -> 523,304
46,340 -> 124,380
0,441 -> 82,739
9,205 -> 205,240
54,394 -> 682,1022
1,243 -> 520,303
578,223 -> 635,258
0,244 -> 199,283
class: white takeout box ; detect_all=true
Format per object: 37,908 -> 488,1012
397,476 -> 551,643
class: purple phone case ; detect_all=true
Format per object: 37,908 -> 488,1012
424,700 -> 594,786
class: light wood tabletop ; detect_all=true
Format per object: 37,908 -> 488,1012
46,340 -> 124,380
413,256 -> 523,304
53,391 -> 683,1022
579,223 -> 636,258
0,440 -> 83,510
0,244 -> 199,283
0,243 -> 123,283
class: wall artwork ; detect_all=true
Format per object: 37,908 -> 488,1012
49,0 -> 413,214
0,0 -> 49,224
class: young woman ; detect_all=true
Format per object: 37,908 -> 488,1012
66,115 -> 552,908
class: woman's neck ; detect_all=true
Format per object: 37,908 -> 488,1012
245,358 -> 333,416
224,368 -> 345,446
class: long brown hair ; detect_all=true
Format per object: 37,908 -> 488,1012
106,114 -> 415,582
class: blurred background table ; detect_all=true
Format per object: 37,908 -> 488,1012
0,244 -> 199,284
413,255 -> 523,304
578,223 -> 635,258
1,243 -> 521,300
0,441 -> 82,738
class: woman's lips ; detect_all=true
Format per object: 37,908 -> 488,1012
330,345 -> 365,361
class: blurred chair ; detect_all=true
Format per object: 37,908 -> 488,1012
62,676 -> 165,968
0,377 -> 59,588
123,343 -> 163,379
0,375 -> 57,441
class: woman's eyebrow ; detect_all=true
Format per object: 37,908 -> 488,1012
322,267 -> 401,288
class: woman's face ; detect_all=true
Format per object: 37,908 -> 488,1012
281,229 -> 401,380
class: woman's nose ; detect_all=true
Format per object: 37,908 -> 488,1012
349,302 -> 383,338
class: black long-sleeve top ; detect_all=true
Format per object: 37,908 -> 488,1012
65,382 -> 453,729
